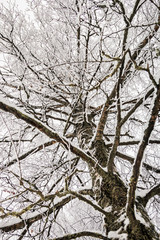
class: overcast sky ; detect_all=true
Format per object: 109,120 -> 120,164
0,0 -> 28,10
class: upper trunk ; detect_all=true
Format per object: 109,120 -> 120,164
72,100 -> 159,240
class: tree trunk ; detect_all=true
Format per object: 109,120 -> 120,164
73,100 -> 159,240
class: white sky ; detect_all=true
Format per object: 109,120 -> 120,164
0,0 -> 28,10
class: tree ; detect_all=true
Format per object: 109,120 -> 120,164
0,0 -> 160,239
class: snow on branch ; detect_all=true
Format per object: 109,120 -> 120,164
50,231 -> 108,240
0,195 -> 72,232
0,140 -> 56,170
0,97 -> 107,178
127,82 -> 160,222
138,184 -> 160,207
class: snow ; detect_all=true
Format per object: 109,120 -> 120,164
124,218 -> 130,230
155,66 -> 160,83
136,189 -> 149,198
105,206 -> 112,212
108,227 -> 128,240
0,96 -> 52,132
135,206 -> 150,228
0,97 -> 108,177
0,207 -> 48,229
0,217 -> 21,228
107,212 -> 130,238
117,212 -> 126,222
0,192 -> 74,230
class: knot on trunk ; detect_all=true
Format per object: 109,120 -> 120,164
72,101 -> 94,148
91,139 -> 110,167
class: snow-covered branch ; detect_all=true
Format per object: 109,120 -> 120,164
0,195 -> 72,232
138,184 -> 160,207
50,231 -> 108,240
0,140 -> 56,170
127,82 -> 160,222
0,98 -> 107,178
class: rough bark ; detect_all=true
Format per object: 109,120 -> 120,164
71,98 -> 159,240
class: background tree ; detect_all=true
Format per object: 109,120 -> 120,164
0,0 -> 160,239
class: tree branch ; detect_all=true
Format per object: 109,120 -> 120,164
51,231 -> 108,240
0,140 -> 56,170
139,184 -> 160,207
94,12 -> 160,142
127,82 -> 160,222
106,139 -> 160,147
120,87 -> 154,127
0,98 -> 107,178
116,151 -> 160,175
0,195 -> 72,232
68,190 -> 107,216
